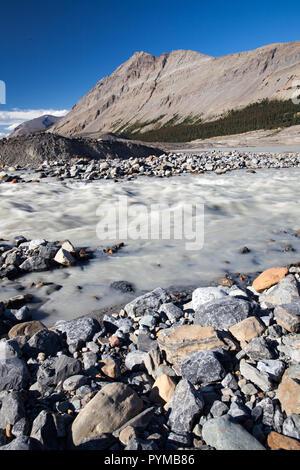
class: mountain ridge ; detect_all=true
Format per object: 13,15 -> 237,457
49,41 -> 300,139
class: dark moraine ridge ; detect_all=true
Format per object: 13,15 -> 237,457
0,133 -> 164,167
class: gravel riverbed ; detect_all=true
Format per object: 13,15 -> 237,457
0,151 -> 300,451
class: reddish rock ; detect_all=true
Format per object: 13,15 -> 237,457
252,267 -> 288,293
267,431 -> 300,450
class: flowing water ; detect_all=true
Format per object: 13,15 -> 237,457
0,167 -> 300,325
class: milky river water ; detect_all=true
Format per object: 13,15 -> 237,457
1,167 -> 300,325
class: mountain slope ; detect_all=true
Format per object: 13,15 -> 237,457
50,42 -> 300,139
9,115 -> 63,138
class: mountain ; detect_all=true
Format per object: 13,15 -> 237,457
9,115 -> 63,138
49,42 -> 300,140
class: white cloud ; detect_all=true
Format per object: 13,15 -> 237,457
0,108 -> 69,131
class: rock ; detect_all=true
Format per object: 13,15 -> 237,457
228,401 -> 250,422
110,280 -> 135,293
8,321 -> 46,339
54,354 -> 82,384
274,303 -> 300,332
167,379 -> 204,435
137,332 -> 157,352
125,350 -> 147,371
277,365 -> 300,416
243,337 -> 274,361
221,372 -> 239,390
257,360 -> 285,382
54,247 -> 76,266
75,433 -> 116,450
192,286 -> 227,310
0,358 -> 30,392
61,240 -> 76,253
277,334 -> 300,362
28,329 -> 61,357
71,382 -> 143,446
239,360 -> 273,392
113,407 -> 155,438
19,256 -> 49,272
229,316 -> 265,343
125,438 -> 159,450
210,400 -> 229,418
267,431 -> 300,450
181,350 -> 225,385
143,348 -> 163,376
63,375 -> 88,391
260,274 -> 300,307
100,357 -> 120,379
124,287 -> 171,318
159,303 -> 183,322
119,426 -> 138,445
30,410 -> 58,450
194,297 -> 252,330
202,415 -> 265,450
54,317 -> 99,353
283,414 -> 300,440
252,267 -> 288,293
157,324 -> 224,367
0,435 -> 44,450
0,392 -> 25,429
149,374 -> 177,405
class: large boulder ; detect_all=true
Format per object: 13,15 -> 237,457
71,382 -> 143,446
260,275 -> 300,307
181,350 -> 226,385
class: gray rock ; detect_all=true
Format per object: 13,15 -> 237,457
54,317 -> 99,353
244,337 -> 274,361
125,438 -> 159,450
54,354 -> 82,384
137,332 -> 157,352
194,297 -> 252,330
239,360 -> 273,392
0,392 -> 25,429
283,414 -> 300,440
253,398 -> 274,427
0,358 -> 30,392
221,372 -> 239,391
181,350 -> 225,385
28,329 -> 61,357
83,352 -> 98,371
30,410 -> 58,450
124,287 -> 171,318
228,401 -> 250,422
19,255 -> 49,272
192,286 -> 228,310
257,359 -> 285,382
260,274 -> 300,307
274,302 -> 300,332
63,375 -> 88,391
210,400 -> 229,417
159,303 -> 183,322
0,435 -> 44,450
202,415 -> 265,450
125,350 -> 147,371
11,417 -> 30,437
277,333 -> 300,362
139,315 -> 157,328
167,379 -> 204,435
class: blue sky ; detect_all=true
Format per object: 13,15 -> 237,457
0,0 -> 299,136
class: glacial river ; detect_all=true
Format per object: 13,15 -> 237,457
0,167 -> 300,324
